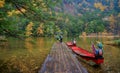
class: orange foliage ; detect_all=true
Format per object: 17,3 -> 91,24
0,0 -> 5,8
37,23 -> 44,35
109,14 -> 116,29
109,14 -> 116,23
7,8 -> 26,17
82,32 -> 86,37
25,22 -> 34,36
21,8 -> 26,12
7,10 -> 14,17
102,30 -> 108,36
94,3 -> 107,11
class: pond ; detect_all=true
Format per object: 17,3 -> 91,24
0,37 -> 120,73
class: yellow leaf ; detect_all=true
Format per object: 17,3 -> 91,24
0,0 -> 5,8
33,3 -> 36,6
94,3 -> 107,11
7,11 -> 13,16
15,10 -> 21,14
37,23 -> 44,35
20,8 -> 26,13
25,22 -> 34,36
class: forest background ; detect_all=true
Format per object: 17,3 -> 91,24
0,0 -> 120,37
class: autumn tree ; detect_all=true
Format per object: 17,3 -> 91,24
0,0 -> 61,37
108,14 -> 117,34
25,22 -> 34,37
94,2 -> 107,11
37,23 -> 44,36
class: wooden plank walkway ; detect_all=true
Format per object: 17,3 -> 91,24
39,42 -> 88,73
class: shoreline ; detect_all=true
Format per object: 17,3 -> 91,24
79,35 -> 120,38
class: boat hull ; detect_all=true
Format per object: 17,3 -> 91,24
66,42 -> 104,65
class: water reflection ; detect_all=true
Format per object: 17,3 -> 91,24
0,37 -> 55,73
25,38 -> 34,53
36,37 -> 55,49
36,38 -> 45,52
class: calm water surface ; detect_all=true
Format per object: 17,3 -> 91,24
0,37 -> 55,73
0,37 -> 120,73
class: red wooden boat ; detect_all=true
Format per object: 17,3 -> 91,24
66,42 -> 104,65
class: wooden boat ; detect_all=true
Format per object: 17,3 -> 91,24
66,42 -> 104,65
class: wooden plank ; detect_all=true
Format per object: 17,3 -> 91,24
39,42 -> 88,73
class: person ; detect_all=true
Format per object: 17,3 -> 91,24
72,38 -> 76,46
59,35 -> 63,43
91,41 -> 103,58
55,32 -> 63,43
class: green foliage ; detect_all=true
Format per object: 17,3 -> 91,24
44,21 -> 55,36
0,0 -> 120,37
86,20 -> 105,33
66,16 -> 85,36
0,0 -> 61,37
114,39 -> 120,46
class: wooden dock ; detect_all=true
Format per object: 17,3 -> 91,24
39,42 -> 88,73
